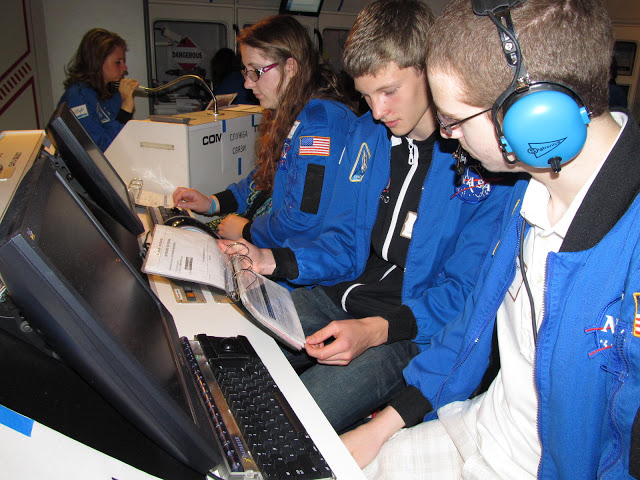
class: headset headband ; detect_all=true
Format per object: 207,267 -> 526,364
472,0 -> 523,16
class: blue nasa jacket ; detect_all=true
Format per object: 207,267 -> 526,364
273,111 -> 513,343
58,82 -> 131,152
403,113 -> 640,478
217,99 -> 356,252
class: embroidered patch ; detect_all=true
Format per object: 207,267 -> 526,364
634,293 -> 640,337
585,317 -> 616,357
585,298 -> 620,357
96,104 -> 111,124
71,104 -> 89,119
279,139 -> 292,170
349,143 -> 371,182
299,136 -> 330,156
287,120 -> 301,140
452,166 -> 492,203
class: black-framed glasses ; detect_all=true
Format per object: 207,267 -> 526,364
436,107 -> 492,135
241,62 -> 280,82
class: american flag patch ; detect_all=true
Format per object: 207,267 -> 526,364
634,293 -> 640,337
299,136 -> 330,156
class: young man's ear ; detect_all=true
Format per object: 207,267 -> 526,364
285,57 -> 298,78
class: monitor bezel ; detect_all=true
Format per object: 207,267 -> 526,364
0,156 -> 221,474
45,102 -> 144,236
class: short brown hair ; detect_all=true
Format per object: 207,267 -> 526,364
427,0 -> 613,117
343,0 -> 434,78
64,28 -> 127,101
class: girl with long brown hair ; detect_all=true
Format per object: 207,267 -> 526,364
58,28 -> 139,151
173,15 -> 356,266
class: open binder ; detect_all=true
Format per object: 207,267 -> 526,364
142,225 -> 306,350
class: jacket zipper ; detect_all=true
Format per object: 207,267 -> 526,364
434,212 -> 521,409
381,138 -> 419,261
598,326 -> 629,478
534,251 -> 548,478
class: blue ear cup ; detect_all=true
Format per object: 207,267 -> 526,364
475,2 -> 592,172
498,84 -> 591,170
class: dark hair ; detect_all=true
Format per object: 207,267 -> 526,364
427,0 -> 613,118
343,0 -> 434,78
63,28 -> 127,101
238,15 -> 355,193
211,47 -> 236,85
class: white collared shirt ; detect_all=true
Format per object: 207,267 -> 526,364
439,111 -> 627,479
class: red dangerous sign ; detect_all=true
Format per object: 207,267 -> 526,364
170,36 -> 204,70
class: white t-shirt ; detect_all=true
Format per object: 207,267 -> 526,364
438,112 -> 627,479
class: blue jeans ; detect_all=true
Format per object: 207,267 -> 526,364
286,287 -> 419,433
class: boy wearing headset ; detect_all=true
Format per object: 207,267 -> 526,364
341,0 -> 640,479
220,0 -> 513,433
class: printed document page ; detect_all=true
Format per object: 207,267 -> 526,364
142,224 -> 227,290
142,225 -> 306,350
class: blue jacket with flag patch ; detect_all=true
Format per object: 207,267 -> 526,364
403,113 -> 640,478
58,82 -> 129,152
278,111 -> 513,344
219,99 -> 356,254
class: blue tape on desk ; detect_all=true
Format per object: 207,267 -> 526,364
0,404 -> 34,437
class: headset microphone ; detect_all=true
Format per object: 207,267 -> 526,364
472,0 -> 591,172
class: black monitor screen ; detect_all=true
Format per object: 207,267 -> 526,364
46,102 -> 144,236
0,156 -> 219,473
280,0 -> 324,16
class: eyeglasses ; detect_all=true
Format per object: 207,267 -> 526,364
241,62 -> 280,82
436,107 -> 492,135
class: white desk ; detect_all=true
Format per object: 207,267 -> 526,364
0,168 -> 364,479
0,266 -> 365,480
147,272 -> 366,480
0,409 -> 165,480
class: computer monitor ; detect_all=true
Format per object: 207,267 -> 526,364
0,155 -> 221,474
46,102 -> 144,236
279,0 -> 324,16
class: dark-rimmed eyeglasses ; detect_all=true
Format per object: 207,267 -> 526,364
436,108 -> 492,135
241,62 -> 280,82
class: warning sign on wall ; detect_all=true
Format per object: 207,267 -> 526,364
170,36 -> 204,70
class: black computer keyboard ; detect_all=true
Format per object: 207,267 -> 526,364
181,335 -> 334,480
147,205 -> 191,225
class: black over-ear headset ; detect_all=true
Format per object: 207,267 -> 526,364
472,0 -> 591,172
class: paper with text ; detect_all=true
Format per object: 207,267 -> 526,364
143,225 -> 226,290
142,225 -> 305,350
